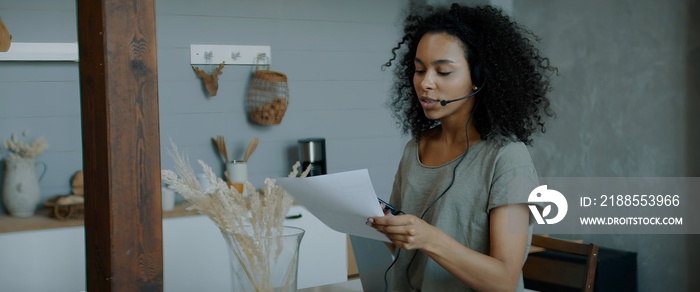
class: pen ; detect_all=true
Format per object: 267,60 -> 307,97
377,198 -> 404,215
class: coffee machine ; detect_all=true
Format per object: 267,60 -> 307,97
298,138 -> 326,176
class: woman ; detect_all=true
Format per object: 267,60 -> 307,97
367,4 -> 555,291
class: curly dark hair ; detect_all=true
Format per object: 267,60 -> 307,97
384,4 -> 556,145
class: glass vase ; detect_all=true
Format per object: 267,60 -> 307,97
221,226 -> 304,292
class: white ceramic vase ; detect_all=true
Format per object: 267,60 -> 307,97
2,157 -> 45,217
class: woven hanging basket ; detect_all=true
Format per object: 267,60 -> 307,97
247,67 -> 289,125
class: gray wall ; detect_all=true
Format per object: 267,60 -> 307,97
416,0 -> 699,290
0,1 -> 82,208
513,0 -> 699,291
0,0 -> 408,215
154,0 -> 407,197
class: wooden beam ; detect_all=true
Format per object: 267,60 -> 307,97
76,0 -> 163,291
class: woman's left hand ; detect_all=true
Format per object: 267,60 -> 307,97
367,214 -> 438,250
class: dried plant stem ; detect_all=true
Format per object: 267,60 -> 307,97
213,135 -> 229,164
3,133 -> 48,159
161,140 -> 297,291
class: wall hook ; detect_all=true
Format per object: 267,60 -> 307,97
191,45 -> 271,65
204,51 -> 214,63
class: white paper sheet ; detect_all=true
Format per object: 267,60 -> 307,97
276,169 -> 390,242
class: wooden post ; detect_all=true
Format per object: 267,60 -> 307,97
76,0 -> 163,291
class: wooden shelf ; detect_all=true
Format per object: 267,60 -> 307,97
0,203 -> 198,234
0,42 -> 79,62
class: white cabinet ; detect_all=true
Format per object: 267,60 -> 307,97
0,227 -> 86,292
0,205 -> 347,291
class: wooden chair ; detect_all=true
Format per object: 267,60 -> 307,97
523,235 -> 599,292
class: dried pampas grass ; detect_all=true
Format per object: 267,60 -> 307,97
2,131 -> 48,160
161,140 -> 309,292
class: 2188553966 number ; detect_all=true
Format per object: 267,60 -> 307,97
599,194 -> 679,207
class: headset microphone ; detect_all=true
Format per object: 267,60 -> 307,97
439,85 -> 483,106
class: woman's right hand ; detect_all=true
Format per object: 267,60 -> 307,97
367,214 -> 440,251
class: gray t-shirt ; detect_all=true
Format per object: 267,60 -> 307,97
389,139 -> 539,292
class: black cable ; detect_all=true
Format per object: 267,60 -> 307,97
405,139 -> 470,289
383,249 -> 402,292
406,104 -> 477,290
383,101 -> 480,292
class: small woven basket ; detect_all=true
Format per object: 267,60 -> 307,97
44,197 -> 84,221
247,67 -> 289,125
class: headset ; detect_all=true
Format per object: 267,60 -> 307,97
440,63 -> 485,106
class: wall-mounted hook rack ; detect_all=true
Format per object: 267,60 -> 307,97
190,44 -> 271,65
